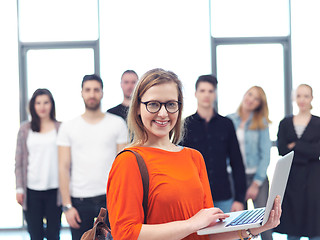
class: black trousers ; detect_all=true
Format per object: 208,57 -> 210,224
70,194 -> 107,240
24,188 -> 62,240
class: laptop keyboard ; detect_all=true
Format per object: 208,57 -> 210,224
226,208 -> 265,227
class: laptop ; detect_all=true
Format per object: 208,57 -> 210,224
197,151 -> 294,235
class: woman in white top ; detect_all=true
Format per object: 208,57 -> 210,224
15,88 -> 62,240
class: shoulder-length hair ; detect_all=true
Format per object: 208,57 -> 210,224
29,88 -> 56,132
127,68 -> 184,146
238,86 -> 271,130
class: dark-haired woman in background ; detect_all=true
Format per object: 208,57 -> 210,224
275,84 -> 320,240
15,88 -> 62,240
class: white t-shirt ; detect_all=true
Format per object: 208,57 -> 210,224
236,127 -> 256,174
27,129 -> 59,190
57,113 -> 128,198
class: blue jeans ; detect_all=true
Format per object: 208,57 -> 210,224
71,194 -> 106,240
214,198 -> 233,213
288,236 -> 320,240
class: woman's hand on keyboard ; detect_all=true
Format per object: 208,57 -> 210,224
188,207 -> 230,232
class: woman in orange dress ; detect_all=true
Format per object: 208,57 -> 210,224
107,68 -> 281,240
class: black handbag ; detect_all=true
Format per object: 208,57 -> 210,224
81,150 -> 149,240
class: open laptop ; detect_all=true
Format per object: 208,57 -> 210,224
197,151 -> 294,235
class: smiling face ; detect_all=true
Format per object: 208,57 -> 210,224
295,84 -> 313,112
139,82 -> 179,143
241,87 -> 262,113
34,94 -> 52,120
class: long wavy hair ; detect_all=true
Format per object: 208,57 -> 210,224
238,86 -> 271,130
29,88 -> 56,132
127,68 -> 184,146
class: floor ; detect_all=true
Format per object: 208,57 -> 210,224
0,229 -> 306,240
0,228 -> 71,240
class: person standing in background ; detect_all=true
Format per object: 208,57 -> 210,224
107,70 -> 138,121
15,88 -> 62,240
275,84 -> 320,240
107,68 -> 281,240
58,74 -> 128,240
181,74 -> 246,213
228,86 -> 273,240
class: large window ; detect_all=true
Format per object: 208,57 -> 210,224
18,0 -> 99,42
211,0 -> 290,37
0,0 -> 21,228
2,0 -> 212,230
291,0 -> 320,116
216,44 -> 285,141
2,0 -> 320,235
211,0 -> 291,145
27,49 -> 95,121
99,0 -> 212,117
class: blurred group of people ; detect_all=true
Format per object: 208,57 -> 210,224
14,68 -> 320,240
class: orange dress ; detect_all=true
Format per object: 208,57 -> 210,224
107,146 -> 214,240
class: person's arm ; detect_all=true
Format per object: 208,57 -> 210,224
277,118 -> 292,156
138,208 -> 228,240
138,196 -> 281,240
293,118 -> 320,159
107,151 -> 225,240
15,125 -> 26,206
228,120 -> 246,208
230,201 -> 244,212
209,195 -> 281,240
138,150 -> 229,239
58,146 -> 81,228
253,125 -> 271,184
115,117 -> 129,153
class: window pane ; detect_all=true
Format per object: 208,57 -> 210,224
291,0 -> 320,116
27,49 -> 95,122
216,44 -> 284,141
99,0 -> 211,117
19,0 -> 98,42
0,0 -> 22,228
211,0 -> 290,37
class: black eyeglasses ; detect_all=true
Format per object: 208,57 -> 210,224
141,100 -> 181,113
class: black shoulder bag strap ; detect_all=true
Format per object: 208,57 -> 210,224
115,149 -> 149,224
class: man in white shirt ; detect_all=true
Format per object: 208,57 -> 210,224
57,74 -> 128,240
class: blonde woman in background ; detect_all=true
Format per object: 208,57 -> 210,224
228,86 -> 273,240
275,84 -> 320,240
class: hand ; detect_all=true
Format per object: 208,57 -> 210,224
245,182 -> 259,201
230,201 -> 244,212
250,195 -> 282,236
16,193 -> 24,206
187,207 -> 230,232
287,142 -> 296,149
65,207 -> 81,229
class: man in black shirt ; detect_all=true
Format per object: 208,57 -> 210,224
107,70 -> 138,121
181,75 -> 246,213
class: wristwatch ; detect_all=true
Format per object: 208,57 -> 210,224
246,229 -> 260,239
62,204 -> 73,212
